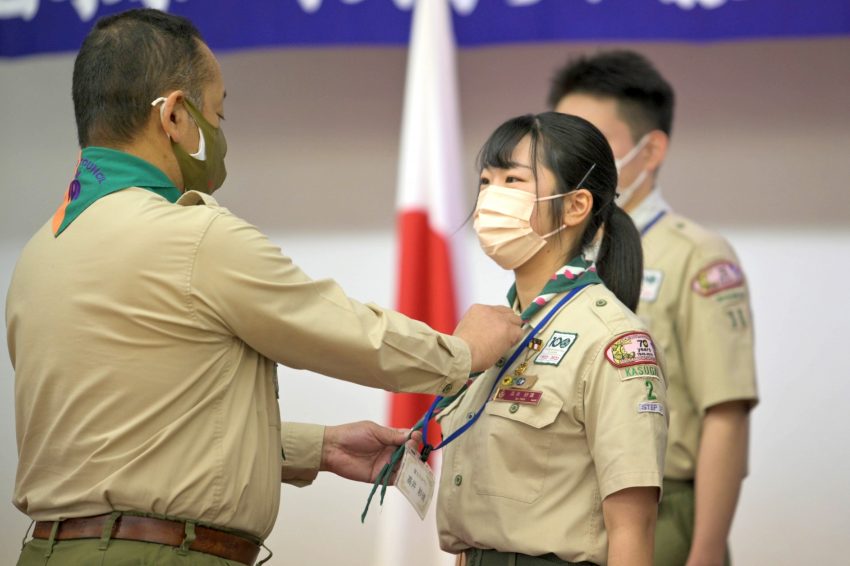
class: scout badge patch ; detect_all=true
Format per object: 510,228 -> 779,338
691,261 -> 745,297
534,331 -> 577,366
605,332 -> 658,368
638,401 -> 666,416
640,269 -> 664,302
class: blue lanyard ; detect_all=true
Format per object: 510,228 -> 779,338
420,283 -> 593,457
640,210 -> 667,237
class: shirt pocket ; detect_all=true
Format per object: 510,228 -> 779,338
472,394 -> 564,503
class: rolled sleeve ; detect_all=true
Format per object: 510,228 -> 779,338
280,422 -> 325,487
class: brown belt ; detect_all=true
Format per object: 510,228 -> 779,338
33,513 -> 261,565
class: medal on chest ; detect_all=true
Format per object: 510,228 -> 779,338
493,338 -> 544,406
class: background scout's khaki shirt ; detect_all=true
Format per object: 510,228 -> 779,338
634,191 -> 758,479
5,188 -> 469,539
436,284 -> 668,566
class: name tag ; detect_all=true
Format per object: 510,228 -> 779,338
395,446 -> 435,520
494,388 -> 543,405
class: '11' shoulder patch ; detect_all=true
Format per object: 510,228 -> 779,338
605,332 -> 658,368
534,332 -> 578,366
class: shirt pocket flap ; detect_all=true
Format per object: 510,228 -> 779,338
484,394 -> 564,429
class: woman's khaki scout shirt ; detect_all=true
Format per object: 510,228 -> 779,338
436,284 -> 668,565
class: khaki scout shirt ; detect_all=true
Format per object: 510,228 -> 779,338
6,188 -> 470,539
632,190 -> 758,479
436,284 -> 667,565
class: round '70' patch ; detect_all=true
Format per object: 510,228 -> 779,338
605,332 -> 658,368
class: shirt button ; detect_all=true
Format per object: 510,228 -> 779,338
509,403 -> 519,414
595,299 -> 607,307
453,474 -> 463,486
441,383 -> 453,394
495,357 -> 505,368
466,412 -> 475,420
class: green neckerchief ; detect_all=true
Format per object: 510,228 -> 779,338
361,257 -> 601,522
507,255 -> 602,322
52,147 -> 181,236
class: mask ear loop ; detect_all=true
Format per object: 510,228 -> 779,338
151,97 -> 171,140
539,162 -> 597,236
614,134 -> 650,170
151,96 -> 205,159
535,163 -> 593,240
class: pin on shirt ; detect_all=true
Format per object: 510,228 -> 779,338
501,374 -> 539,390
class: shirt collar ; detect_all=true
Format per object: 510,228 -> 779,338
628,188 -> 672,233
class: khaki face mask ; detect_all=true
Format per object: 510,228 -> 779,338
473,185 -> 567,270
151,96 -> 228,194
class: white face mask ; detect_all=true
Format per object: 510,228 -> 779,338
473,185 -> 567,270
614,134 -> 650,206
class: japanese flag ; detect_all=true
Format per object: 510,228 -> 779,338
376,0 -> 467,564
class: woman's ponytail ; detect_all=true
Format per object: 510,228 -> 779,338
596,205 -> 643,312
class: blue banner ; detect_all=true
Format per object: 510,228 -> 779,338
2,0 -> 849,58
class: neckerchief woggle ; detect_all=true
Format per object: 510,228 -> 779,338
360,256 -> 601,522
52,147 -> 181,236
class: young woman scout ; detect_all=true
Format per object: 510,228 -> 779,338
433,112 -> 669,566
362,112 -> 668,565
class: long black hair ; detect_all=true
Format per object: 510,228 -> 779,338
477,112 -> 643,311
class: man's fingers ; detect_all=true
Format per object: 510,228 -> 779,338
454,304 -> 525,372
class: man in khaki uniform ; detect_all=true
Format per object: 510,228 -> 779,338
437,282 -> 668,566
549,51 -> 758,565
5,9 -> 522,565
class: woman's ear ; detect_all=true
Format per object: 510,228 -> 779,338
562,188 -> 593,227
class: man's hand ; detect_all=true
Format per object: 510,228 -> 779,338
453,304 -> 523,372
320,421 -> 421,483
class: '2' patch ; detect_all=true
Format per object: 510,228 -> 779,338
534,332 -> 578,366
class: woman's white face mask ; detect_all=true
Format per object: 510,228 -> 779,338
473,185 -> 568,270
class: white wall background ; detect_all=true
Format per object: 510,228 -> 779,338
2,36 -> 850,564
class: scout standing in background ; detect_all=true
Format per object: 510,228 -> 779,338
549,51 -> 758,566
432,112 -> 668,566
